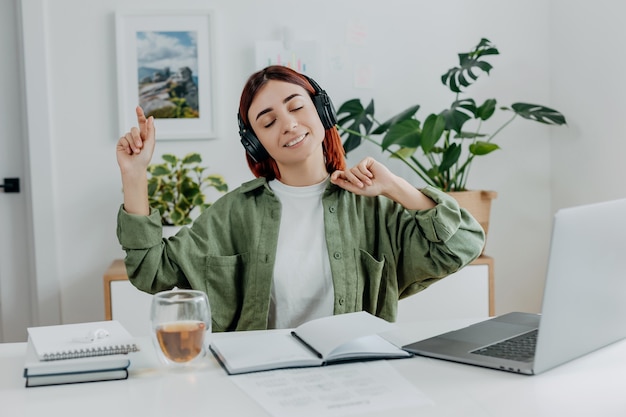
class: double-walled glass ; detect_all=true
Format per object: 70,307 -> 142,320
150,290 -> 211,366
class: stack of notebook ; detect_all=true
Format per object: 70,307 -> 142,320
23,320 -> 140,387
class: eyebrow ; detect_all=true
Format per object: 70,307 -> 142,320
255,93 -> 303,121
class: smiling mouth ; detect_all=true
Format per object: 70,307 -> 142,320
284,134 -> 307,148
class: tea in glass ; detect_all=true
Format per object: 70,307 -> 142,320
150,290 -> 211,366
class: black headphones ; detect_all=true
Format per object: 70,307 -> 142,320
238,74 -> 337,163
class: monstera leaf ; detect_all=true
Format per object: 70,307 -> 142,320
441,38 -> 500,93
336,99 -> 375,153
510,103 -> 567,125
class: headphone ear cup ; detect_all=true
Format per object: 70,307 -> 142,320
240,131 -> 270,163
304,75 -> 337,130
238,114 -> 269,163
312,92 -> 337,130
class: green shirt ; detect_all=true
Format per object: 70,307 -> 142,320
117,178 -> 485,332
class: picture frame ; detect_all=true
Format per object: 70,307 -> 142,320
115,11 -> 215,140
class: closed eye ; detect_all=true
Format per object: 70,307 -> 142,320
263,106 -> 303,127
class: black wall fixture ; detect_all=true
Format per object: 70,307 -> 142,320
0,177 -> 20,193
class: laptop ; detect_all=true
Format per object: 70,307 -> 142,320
403,198 -> 626,375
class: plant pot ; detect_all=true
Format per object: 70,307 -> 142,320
447,190 -> 497,250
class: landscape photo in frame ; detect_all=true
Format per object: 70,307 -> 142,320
116,11 -> 215,140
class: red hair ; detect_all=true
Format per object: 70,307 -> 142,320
238,66 -> 346,180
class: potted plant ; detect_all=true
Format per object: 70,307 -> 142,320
147,152 -> 228,228
336,38 -> 567,238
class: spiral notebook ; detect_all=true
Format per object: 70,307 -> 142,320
27,320 -> 140,361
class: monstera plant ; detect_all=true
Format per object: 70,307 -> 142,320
147,152 -> 228,226
337,38 -> 567,192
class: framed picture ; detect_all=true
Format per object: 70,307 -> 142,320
116,11 -> 215,140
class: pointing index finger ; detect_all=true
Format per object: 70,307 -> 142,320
136,106 -> 147,136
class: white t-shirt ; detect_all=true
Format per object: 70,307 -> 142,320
267,177 -> 334,329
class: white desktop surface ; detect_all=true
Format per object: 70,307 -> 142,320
1,319 -> 625,417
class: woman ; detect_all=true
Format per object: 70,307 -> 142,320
116,65 -> 485,332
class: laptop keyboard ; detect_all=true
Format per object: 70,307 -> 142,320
471,329 -> 538,362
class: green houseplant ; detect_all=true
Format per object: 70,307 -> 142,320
337,38 -> 567,192
147,152 -> 228,226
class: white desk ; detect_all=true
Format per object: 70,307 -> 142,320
1,319 -> 625,417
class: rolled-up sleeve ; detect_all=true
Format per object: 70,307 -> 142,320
116,206 -> 163,249
398,186 -> 486,298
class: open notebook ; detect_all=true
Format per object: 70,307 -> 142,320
210,311 -> 411,375
404,198 -> 626,375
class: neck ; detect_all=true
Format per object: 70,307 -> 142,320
276,157 -> 328,187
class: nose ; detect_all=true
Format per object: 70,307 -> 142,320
282,113 -> 298,134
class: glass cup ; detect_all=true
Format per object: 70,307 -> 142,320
150,289 -> 211,366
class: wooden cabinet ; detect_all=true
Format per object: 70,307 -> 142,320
104,255 -> 494,334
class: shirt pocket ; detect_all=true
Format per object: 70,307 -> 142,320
204,253 -> 249,331
354,249 -> 396,318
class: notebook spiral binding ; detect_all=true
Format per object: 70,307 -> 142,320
41,343 -> 140,361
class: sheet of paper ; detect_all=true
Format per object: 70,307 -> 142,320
229,360 -> 433,417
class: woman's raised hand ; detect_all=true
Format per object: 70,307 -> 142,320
331,157 -> 435,210
116,106 -> 155,216
116,106 -> 156,176
330,157 -> 394,197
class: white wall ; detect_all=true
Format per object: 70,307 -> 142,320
8,0 -> 622,339
0,0 -> 31,341
549,0 -> 626,206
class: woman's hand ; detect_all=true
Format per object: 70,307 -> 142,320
116,106 -> 155,176
330,157 -> 392,197
116,106 -> 155,216
331,157 -> 435,210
